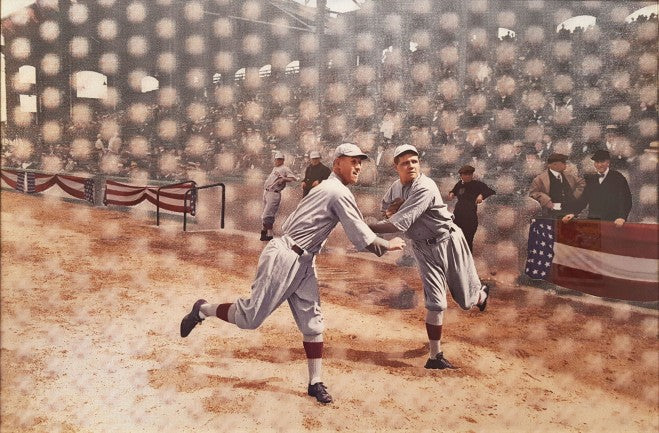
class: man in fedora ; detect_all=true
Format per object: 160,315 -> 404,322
562,149 -> 632,227
529,153 -> 585,218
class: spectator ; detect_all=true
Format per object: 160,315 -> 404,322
563,149 -> 632,227
301,150 -> 331,198
529,153 -> 585,218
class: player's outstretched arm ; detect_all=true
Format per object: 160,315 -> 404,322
364,236 -> 406,257
368,220 -> 400,234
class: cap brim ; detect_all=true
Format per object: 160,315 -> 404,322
336,153 -> 368,160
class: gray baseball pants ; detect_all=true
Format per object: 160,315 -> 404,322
261,190 -> 281,228
233,235 -> 324,337
411,225 -> 482,312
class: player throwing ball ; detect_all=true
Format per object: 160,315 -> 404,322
368,144 -> 490,369
180,143 -> 405,404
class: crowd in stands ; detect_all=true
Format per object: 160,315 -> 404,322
1,12 -> 656,225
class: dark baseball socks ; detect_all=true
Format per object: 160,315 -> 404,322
198,302 -> 236,324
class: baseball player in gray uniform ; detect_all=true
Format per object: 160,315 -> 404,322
261,150 -> 298,241
180,143 -> 406,404
369,144 -> 490,370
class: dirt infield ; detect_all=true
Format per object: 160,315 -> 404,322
1,190 -> 658,432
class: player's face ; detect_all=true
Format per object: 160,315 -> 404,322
274,158 -> 284,166
395,153 -> 420,185
594,159 -> 610,174
334,156 -> 362,185
311,158 -> 321,166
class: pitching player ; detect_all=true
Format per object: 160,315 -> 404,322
368,144 -> 490,370
261,151 -> 298,241
180,143 -> 406,404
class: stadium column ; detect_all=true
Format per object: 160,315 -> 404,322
315,0 -> 327,146
264,1 -> 303,159
345,2 -> 379,168
177,1 -> 212,180
406,2 -> 435,171
122,0 -> 158,179
378,2 -> 407,170
208,0 -> 238,177
152,0 -> 185,180
94,0 -> 125,176
490,2 -> 520,173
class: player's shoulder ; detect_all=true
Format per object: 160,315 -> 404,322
413,174 -> 439,192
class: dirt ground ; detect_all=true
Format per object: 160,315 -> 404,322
1,190 -> 658,433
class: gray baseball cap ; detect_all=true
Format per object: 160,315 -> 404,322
309,150 -> 321,159
393,144 -> 419,159
273,151 -> 284,159
333,143 -> 368,160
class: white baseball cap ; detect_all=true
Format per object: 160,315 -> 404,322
273,151 -> 284,159
393,144 -> 419,160
333,143 -> 368,160
309,150 -> 321,159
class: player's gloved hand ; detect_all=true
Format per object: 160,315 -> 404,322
385,198 -> 405,218
387,237 -> 406,251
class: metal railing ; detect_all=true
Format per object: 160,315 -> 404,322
182,182 -> 226,232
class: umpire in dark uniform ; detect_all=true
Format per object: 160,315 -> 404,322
563,149 -> 632,227
447,165 -> 495,252
301,150 -> 331,197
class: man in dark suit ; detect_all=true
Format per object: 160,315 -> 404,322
562,150 -> 632,227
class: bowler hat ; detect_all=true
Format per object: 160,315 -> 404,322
547,153 -> 568,163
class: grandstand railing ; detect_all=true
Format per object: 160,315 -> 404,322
182,182 -> 226,232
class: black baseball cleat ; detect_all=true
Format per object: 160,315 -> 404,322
308,382 -> 333,404
477,284 -> 490,312
424,352 -> 457,370
180,299 -> 207,338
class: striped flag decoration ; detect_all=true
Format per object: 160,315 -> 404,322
1,170 -> 25,191
103,180 -> 195,213
526,218 -> 659,302
26,172 -> 35,193
16,171 -> 26,192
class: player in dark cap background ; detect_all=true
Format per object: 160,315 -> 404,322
529,152 -> 585,219
447,165 -> 495,252
562,149 -> 632,227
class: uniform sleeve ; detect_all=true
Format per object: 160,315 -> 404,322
449,181 -> 460,195
387,184 -> 433,232
330,192 -> 377,251
380,184 -> 396,214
